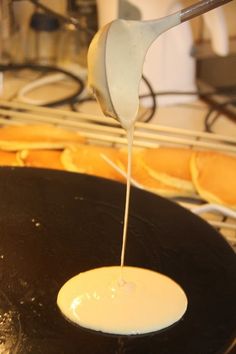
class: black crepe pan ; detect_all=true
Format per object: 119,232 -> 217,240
0,167 -> 235,354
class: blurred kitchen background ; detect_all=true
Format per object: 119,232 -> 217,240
0,0 -> 236,134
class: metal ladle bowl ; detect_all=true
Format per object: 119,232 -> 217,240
87,0 -> 232,130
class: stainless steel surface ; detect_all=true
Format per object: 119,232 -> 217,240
180,0 -> 233,23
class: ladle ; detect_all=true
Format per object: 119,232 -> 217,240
87,0 -> 232,129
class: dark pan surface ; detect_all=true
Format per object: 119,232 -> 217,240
0,167 -> 235,354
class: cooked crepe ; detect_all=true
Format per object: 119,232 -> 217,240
0,124 -> 85,150
61,145 -> 126,182
0,150 -> 23,166
118,148 -> 191,197
191,151 -> 236,208
124,147 -> 195,194
21,149 -> 65,170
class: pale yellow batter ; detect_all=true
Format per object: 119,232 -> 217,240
57,266 -> 187,335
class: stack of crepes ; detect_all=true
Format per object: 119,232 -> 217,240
0,124 -> 235,209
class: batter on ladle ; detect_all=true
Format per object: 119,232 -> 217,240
57,21 -> 188,335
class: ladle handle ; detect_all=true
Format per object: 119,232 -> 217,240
180,0 -> 232,22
